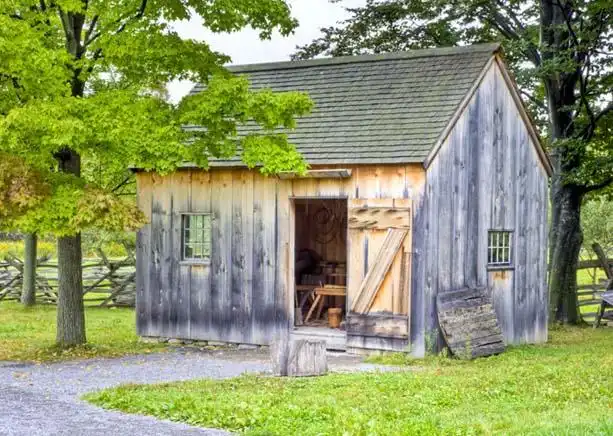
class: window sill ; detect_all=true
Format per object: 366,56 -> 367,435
487,265 -> 515,271
179,260 -> 211,266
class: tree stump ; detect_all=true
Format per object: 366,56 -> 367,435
271,337 -> 327,377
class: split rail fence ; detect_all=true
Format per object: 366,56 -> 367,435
577,243 -> 613,324
0,249 -> 135,307
0,242 -> 611,318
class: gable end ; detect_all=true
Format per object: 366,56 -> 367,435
424,56 -> 552,177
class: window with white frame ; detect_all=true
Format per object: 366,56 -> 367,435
182,214 -> 212,261
488,230 -> 512,266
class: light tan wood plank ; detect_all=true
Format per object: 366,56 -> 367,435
348,206 -> 411,230
351,228 -> 408,314
347,199 -> 368,312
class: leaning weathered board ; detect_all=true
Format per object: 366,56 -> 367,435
437,287 -> 505,359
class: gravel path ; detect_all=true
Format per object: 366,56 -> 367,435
0,348 -> 396,436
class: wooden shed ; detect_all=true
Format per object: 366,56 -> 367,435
134,43 -> 551,356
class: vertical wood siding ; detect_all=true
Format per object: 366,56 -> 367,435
410,63 -> 549,356
136,164 -> 424,346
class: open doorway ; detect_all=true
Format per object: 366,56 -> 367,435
293,198 -> 348,337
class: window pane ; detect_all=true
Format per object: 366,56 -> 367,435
191,228 -> 201,245
184,244 -> 193,259
182,214 -> 212,260
487,230 -> 512,266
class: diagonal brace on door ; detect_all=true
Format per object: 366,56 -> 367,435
350,228 -> 408,314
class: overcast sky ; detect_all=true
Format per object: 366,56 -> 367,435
167,0 -> 365,102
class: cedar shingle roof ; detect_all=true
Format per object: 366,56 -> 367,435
188,43 -> 500,166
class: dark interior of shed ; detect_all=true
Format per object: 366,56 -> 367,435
293,198 -> 348,330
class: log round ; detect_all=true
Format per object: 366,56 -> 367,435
271,338 -> 328,377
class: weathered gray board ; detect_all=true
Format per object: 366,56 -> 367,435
410,60 -> 549,356
437,287 -> 505,359
271,338 -> 328,377
136,165 -> 424,348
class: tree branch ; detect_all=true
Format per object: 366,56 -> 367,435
84,15 -> 99,46
111,176 -> 134,193
582,177 -> 613,193
520,89 -> 547,111
553,0 -> 580,49
575,101 -> 613,140
115,0 -> 148,35
494,0 -> 527,32
593,102 -> 613,124
481,5 -> 541,66
0,74 -> 24,103
84,0 -> 147,70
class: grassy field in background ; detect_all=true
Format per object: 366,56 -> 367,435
0,240 -> 129,259
86,327 -> 613,435
0,302 -> 165,362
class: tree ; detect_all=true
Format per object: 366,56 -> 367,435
20,233 -> 37,306
0,0 -> 312,346
295,0 -> 613,324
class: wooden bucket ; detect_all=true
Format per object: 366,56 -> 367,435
328,308 -> 342,329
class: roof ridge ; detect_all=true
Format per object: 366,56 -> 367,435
226,43 -> 501,74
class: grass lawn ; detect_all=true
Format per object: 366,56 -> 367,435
0,302 -> 165,362
86,327 -> 613,435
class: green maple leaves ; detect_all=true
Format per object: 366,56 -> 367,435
0,0 -> 312,236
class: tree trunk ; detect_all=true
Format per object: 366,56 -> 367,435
55,147 -> 86,346
53,10 -> 88,346
548,183 -> 583,324
20,233 -> 37,306
56,233 -> 86,346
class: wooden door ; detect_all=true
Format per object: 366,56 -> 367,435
346,199 -> 412,351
